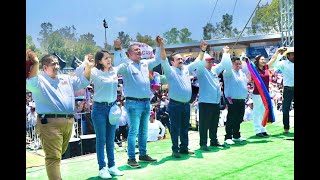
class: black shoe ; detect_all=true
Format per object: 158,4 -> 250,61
179,149 -> 195,155
262,132 -> 270,137
139,154 -> 157,162
172,152 -> 181,158
256,133 -> 264,137
200,146 -> 210,151
127,159 -> 141,168
210,142 -> 225,147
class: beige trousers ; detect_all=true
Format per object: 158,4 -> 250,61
35,117 -> 73,180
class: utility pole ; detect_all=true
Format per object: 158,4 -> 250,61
103,19 -> 108,49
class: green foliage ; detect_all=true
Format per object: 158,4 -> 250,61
163,27 -> 193,44
117,31 -> 131,48
251,0 -> 280,34
136,33 -> 156,46
203,23 -> 214,40
179,28 -> 193,43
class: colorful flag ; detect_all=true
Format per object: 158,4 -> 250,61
246,60 -> 275,126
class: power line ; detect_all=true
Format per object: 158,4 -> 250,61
232,0 -> 262,48
208,0 -> 219,24
231,0 -> 238,17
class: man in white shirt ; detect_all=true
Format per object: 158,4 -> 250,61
273,47 -> 294,134
147,111 -> 165,142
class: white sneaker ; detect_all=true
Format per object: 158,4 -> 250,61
99,167 -> 112,179
233,137 -> 246,142
109,166 -> 124,176
225,139 -> 235,145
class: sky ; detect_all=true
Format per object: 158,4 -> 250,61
26,0 -> 272,48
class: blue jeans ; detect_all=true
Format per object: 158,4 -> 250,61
91,102 -> 117,170
167,100 -> 190,152
125,99 -> 150,160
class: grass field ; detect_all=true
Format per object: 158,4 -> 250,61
26,111 -> 294,180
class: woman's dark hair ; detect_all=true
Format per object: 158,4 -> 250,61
95,50 -> 110,71
254,54 -> 265,70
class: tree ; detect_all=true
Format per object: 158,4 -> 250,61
26,35 -> 42,56
136,33 -> 156,46
203,23 -> 214,40
219,13 -> 234,38
163,28 -> 179,45
179,28 -> 193,43
251,0 -> 280,34
117,31 -> 131,48
38,22 -> 53,52
56,25 -> 77,41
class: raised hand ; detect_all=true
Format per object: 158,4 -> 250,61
223,46 -> 230,54
156,35 -> 164,47
114,38 -> 122,50
84,53 -> 95,68
200,40 -> 208,51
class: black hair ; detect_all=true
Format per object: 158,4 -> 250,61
95,49 -> 110,71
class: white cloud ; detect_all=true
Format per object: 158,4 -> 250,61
114,16 -> 128,25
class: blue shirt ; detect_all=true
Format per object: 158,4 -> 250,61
273,54 -> 294,87
115,47 -> 162,98
26,71 -> 90,114
223,60 -> 249,100
113,50 -> 129,67
195,53 -> 232,103
89,67 -> 119,103
161,57 -> 201,103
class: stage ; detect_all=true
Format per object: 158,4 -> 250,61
27,111 -> 294,180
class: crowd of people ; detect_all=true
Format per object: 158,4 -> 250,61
26,38 -> 294,179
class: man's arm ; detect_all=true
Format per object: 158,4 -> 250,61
187,40 -> 209,72
214,46 -> 232,76
268,47 -> 287,68
26,49 -> 39,78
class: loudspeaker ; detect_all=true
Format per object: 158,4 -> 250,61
80,134 -> 96,155
62,138 -> 81,159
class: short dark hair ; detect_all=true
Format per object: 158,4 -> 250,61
169,52 -> 179,62
231,57 -> 240,62
40,54 -> 58,69
95,49 -> 110,70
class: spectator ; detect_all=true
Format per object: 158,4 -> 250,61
147,111 -> 165,142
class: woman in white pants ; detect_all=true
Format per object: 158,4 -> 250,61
251,48 -> 286,137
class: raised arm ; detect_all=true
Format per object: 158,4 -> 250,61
267,47 -> 287,68
83,54 -> 95,81
156,35 -> 166,60
113,38 -> 129,66
26,49 -> 39,78
197,40 -> 208,61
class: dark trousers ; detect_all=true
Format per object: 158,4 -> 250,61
282,86 -> 294,130
225,99 -> 245,140
167,100 -> 190,153
198,103 -> 220,146
115,125 -> 128,141
160,117 -> 171,133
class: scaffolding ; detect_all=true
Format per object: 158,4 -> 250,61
280,0 -> 294,47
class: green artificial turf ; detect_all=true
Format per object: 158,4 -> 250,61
26,113 -> 294,180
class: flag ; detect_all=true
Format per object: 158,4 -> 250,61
246,60 -> 275,126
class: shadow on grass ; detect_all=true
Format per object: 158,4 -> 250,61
246,135 -> 273,144
87,176 -> 120,179
270,132 -> 294,139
